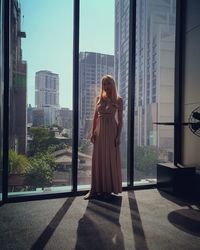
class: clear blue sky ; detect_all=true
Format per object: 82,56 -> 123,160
20,0 -> 114,109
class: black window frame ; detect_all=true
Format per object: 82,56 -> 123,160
0,0 -> 183,205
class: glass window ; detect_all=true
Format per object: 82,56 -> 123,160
78,0 -> 128,190
134,0 -> 176,185
115,0 -> 129,186
5,0 -> 177,198
8,0 -> 73,196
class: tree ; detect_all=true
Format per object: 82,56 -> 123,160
9,150 -> 30,174
135,146 -> 158,175
62,133 -> 68,138
28,127 -> 49,156
48,143 -> 67,153
28,127 -> 62,156
25,152 -> 56,190
79,139 -> 91,154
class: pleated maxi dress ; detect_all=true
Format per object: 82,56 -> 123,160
90,97 -> 123,194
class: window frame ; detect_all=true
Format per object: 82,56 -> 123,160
1,0 -> 183,205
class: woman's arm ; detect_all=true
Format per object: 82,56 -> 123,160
91,96 -> 99,136
91,109 -> 98,136
115,97 -> 123,146
117,97 -> 123,137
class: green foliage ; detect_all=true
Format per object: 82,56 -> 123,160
28,127 -> 62,156
25,152 -> 56,189
79,139 -> 91,153
135,146 -> 158,175
62,133 -> 68,138
47,143 -> 67,153
9,150 -> 30,174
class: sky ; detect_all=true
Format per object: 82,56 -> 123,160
20,0 -> 115,110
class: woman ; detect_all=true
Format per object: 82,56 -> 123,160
84,75 -> 123,199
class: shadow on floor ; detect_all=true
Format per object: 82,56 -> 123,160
158,189 -> 200,237
75,195 -> 125,250
128,191 -> 149,250
168,207 -> 200,237
158,189 -> 200,207
31,197 -> 75,250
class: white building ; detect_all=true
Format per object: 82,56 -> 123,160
35,70 -> 59,108
34,70 -> 60,127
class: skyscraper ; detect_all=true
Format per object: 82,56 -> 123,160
35,70 -> 59,108
34,70 -> 60,127
10,0 -> 27,154
115,0 -> 176,157
79,52 -> 114,138
115,0 -> 129,123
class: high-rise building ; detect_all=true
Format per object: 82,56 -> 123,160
115,0 -> 129,122
115,0 -> 176,156
79,52 -> 114,138
35,70 -> 59,108
135,0 -> 176,153
35,70 -> 60,127
10,0 -> 27,154
56,108 -> 72,129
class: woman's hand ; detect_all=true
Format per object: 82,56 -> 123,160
90,134 -> 96,144
115,135 -> 120,147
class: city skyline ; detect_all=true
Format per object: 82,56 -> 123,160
27,49 -> 114,111
20,0 -> 115,109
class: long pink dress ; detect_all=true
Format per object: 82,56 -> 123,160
91,96 -> 123,194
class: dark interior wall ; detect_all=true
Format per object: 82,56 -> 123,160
182,0 -> 200,166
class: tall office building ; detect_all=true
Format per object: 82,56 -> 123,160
35,70 -> 59,127
115,0 -> 176,156
35,70 -> 59,108
79,52 -> 114,138
10,0 -> 27,154
115,0 -> 129,125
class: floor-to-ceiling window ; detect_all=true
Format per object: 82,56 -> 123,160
0,0 -> 3,201
8,0 -> 73,196
1,0 -> 178,200
115,0 -> 129,186
134,0 -> 176,185
78,0 -> 129,190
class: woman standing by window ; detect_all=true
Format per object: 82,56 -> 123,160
84,75 -> 123,199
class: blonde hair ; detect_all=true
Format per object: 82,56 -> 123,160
97,75 -> 119,105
